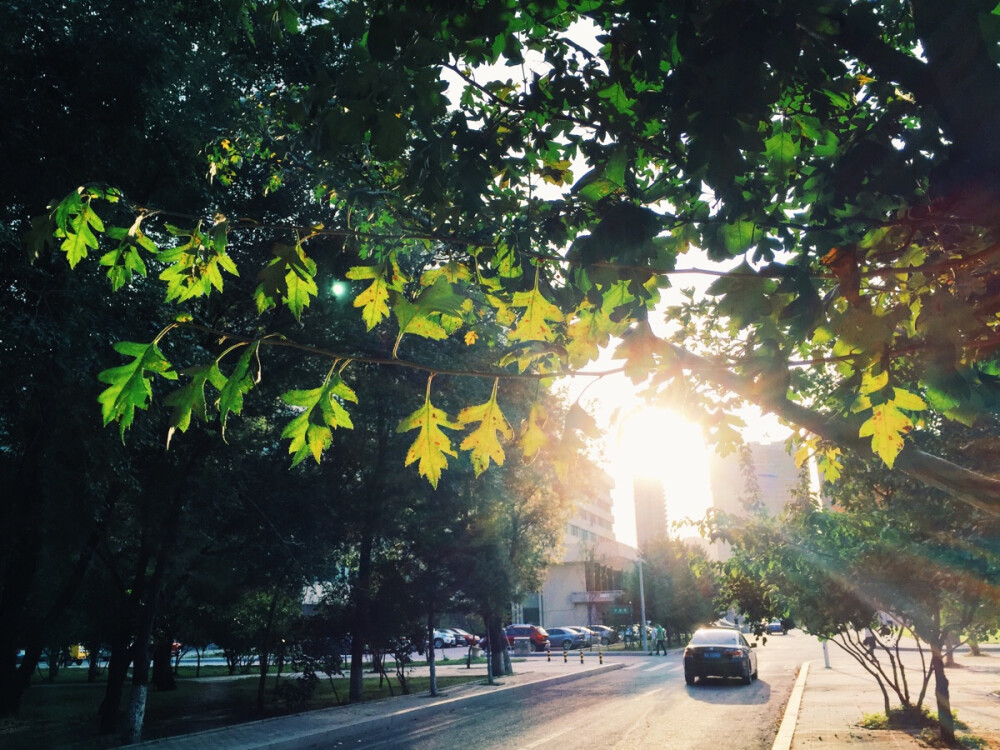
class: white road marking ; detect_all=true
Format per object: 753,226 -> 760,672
516,726 -> 573,749
643,661 -> 673,672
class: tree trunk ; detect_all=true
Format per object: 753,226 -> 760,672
124,683 -> 148,746
256,587 -> 281,714
427,612 -> 438,697
151,639 -> 175,691
123,615 -> 156,744
99,632 -> 132,735
349,527 -> 374,703
931,649 -> 955,745
86,639 -> 102,684
485,615 -> 506,678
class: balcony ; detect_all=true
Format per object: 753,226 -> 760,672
570,590 -> 624,604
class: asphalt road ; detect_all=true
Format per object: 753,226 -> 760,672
332,630 -> 820,750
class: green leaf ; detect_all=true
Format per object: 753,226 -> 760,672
458,382 -> 513,475
217,345 -> 259,440
164,363 -> 223,447
396,387 -> 460,488
392,277 -> 466,355
254,242 -> 316,319
97,341 -> 178,435
281,374 -> 358,466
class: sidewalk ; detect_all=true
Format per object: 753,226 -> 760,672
778,647 -> 1000,749
136,653 -> 625,749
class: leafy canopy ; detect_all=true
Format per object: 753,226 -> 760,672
29,0 -> 1000,504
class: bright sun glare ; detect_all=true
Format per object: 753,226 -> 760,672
606,405 -> 714,545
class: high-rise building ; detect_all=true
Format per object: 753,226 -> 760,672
707,442 -> 805,560
633,476 -> 667,548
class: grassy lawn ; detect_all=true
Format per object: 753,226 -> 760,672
2,668 -> 483,749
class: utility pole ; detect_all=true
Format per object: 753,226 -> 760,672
638,556 -> 648,653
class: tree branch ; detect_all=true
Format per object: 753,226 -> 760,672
670,344 -> 1000,516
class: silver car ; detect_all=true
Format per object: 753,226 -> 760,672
546,627 -> 589,650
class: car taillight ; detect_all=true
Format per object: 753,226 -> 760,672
722,649 -> 743,658
683,648 -> 693,657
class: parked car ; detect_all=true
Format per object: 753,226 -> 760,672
573,626 -> 601,646
547,627 -> 589,650
445,628 -> 478,647
432,629 -> 457,649
683,627 -> 758,685
588,625 -> 618,645
503,624 -> 550,652
765,620 -> 786,635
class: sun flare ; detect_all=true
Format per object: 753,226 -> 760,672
607,407 -> 714,542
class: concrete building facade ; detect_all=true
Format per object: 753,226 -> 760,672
707,441 -> 805,560
527,470 -> 639,630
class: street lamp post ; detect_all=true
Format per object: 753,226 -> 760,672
638,556 -> 648,653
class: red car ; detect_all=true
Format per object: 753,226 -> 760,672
446,628 -> 478,647
503,624 -> 550,652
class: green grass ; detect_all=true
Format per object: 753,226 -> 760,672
2,670 -> 484,749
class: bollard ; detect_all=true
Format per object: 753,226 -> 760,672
599,650 -> 603,665
580,649 -> 584,664
563,650 -> 567,663
547,648 -> 551,662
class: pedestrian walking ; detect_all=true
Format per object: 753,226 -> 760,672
654,624 -> 667,655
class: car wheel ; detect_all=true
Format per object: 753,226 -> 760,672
684,669 -> 695,685
741,660 -> 752,685
433,638 -> 443,649
562,640 -> 571,649
601,637 -> 610,646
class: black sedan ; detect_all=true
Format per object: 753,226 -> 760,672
683,627 -> 758,685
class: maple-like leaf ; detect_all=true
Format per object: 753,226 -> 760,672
164,363 -> 226,448
518,402 -> 549,460
396,386 -> 460,488
159,223 -> 239,303
508,281 -> 563,343
612,319 -> 669,384
217,344 -> 259,440
97,341 -> 178,435
280,374 -> 357,466
858,396 -> 920,468
392,277 -> 466,356
565,302 -> 622,369
346,259 -> 406,330
458,382 -> 513,475
254,242 -> 316,319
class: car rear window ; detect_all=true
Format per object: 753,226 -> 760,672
690,630 -> 738,646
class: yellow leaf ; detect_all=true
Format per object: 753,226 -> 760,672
464,330 -> 478,346
353,277 -> 390,329
860,370 -> 889,394
858,402 -> 913,468
397,390 -> 460,488
892,387 -> 927,411
458,384 -> 513,475
792,438 -> 815,469
518,403 -> 549,460
819,448 -> 843,483
509,283 -> 563,343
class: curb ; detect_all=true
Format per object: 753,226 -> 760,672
137,662 -> 625,749
772,660 -> 810,750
